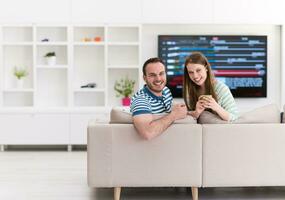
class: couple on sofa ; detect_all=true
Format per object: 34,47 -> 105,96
130,52 -> 239,140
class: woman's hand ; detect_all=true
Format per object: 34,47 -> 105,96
203,96 -> 220,112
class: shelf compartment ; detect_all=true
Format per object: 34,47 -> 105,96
74,27 -> 105,42
3,26 -> 33,42
108,68 -> 139,106
3,92 -> 33,107
107,27 -> 139,42
36,69 -> 67,107
36,26 -> 67,42
37,45 -> 68,65
3,46 -> 33,89
73,45 -> 105,89
107,45 -> 139,66
74,92 -> 105,107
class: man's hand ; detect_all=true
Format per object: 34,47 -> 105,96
188,100 -> 205,119
170,103 -> 188,120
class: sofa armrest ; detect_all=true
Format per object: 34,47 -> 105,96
88,123 -> 202,187
203,124 -> 285,187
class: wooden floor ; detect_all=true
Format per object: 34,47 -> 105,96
1,150 -> 285,200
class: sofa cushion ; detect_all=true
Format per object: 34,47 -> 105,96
198,111 -> 229,124
110,107 -> 196,124
234,104 -> 280,124
198,104 -> 280,124
110,107 -> 133,124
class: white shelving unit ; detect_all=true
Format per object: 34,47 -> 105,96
72,25 -> 141,107
0,24 -> 141,147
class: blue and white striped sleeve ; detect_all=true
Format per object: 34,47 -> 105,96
130,95 -> 152,116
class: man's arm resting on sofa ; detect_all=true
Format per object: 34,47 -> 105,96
133,104 -> 187,140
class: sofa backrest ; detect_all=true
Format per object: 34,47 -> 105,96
198,104 -> 281,124
110,107 -> 197,124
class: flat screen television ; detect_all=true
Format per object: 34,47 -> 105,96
158,35 -> 267,98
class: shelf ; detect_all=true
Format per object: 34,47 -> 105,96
37,65 -> 68,69
74,88 -> 105,92
107,65 -> 139,69
73,42 -> 105,46
4,88 -> 34,92
107,42 -> 139,46
2,42 -> 33,46
36,42 -> 68,46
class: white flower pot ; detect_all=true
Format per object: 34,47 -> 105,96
46,56 -> 56,66
16,79 -> 24,89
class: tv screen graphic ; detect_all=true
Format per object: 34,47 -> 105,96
158,35 -> 267,98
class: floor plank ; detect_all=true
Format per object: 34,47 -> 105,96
1,151 -> 285,200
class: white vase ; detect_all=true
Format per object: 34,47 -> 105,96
16,79 -> 24,89
47,56 -> 56,66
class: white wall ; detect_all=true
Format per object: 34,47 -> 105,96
0,0 -> 284,24
142,24 -> 281,112
0,0 -> 284,111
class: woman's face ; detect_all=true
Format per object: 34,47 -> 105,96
186,63 -> 208,87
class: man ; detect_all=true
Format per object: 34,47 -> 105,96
130,57 -> 188,140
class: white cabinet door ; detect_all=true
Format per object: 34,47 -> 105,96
32,114 -> 69,144
0,0 -> 70,23
0,114 -> 33,144
141,0 -> 213,24
0,113 -> 69,144
70,113 -> 109,144
72,0 -> 142,23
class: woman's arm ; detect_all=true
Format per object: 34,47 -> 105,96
204,85 -> 238,121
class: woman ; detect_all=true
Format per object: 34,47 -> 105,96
183,52 -> 238,121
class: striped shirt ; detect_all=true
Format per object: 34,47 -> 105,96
214,80 -> 239,121
130,85 -> 173,116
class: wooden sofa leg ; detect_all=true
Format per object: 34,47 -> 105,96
191,187 -> 198,200
114,187 -> 121,200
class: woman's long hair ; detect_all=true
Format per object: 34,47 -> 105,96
183,52 -> 217,110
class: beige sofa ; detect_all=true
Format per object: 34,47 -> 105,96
87,105 -> 284,200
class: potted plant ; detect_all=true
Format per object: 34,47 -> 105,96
14,67 -> 28,88
114,77 -> 135,106
44,52 -> 56,66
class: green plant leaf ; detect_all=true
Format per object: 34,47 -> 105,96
114,76 -> 135,98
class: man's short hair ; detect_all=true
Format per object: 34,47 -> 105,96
142,57 -> 165,76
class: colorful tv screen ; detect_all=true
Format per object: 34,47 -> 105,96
158,35 -> 267,98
